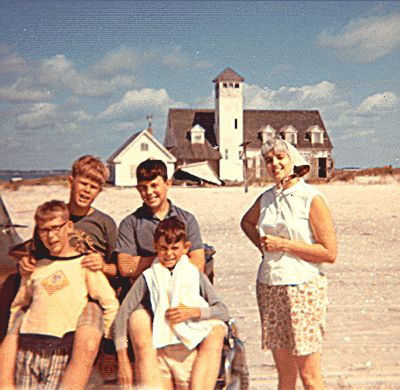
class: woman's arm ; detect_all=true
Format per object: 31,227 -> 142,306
240,196 -> 263,253
262,195 -> 337,264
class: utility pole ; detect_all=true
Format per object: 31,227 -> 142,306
240,141 -> 250,193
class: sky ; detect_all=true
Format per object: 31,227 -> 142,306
0,0 -> 399,170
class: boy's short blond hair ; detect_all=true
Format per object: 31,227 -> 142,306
71,155 -> 109,185
34,200 -> 70,226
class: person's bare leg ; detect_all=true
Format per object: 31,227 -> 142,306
128,309 -> 162,388
272,348 -> 298,390
60,325 -> 102,390
0,334 -> 18,389
295,352 -> 324,390
190,325 -> 225,390
161,376 -> 175,390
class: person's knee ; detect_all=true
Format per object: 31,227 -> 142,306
199,325 -> 226,352
73,327 -> 102,359
299,369 -> 321,389
128,310 -> 153,352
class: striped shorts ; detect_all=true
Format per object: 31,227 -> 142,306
16,347 -> 71,389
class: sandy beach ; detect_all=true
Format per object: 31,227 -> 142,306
2,182 -> 400,389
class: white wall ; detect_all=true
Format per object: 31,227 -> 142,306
215,82 -> 244,181
113,134 -> 175,186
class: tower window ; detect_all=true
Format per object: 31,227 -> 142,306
141,143 -> 148,151
234,119 -> 238,129
225,149 -> 229,159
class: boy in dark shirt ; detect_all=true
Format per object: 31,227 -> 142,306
115,159 -> 206,387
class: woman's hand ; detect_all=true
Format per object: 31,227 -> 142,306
261,235 -> 287,252
80,251 -> 105,271
165,305 -> 201,324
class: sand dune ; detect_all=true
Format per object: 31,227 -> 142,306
2,182 -> 400,389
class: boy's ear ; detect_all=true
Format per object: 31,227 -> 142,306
66,220 -> 74,233
184,241 -> 191,253
165,178 -> 172,189
67,175 -> 74,189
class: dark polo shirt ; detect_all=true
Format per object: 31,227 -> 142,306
115,200 -> 203,257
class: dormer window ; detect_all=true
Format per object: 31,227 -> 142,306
258,125 -> 276,144
310,126 -> 324,144
189,124 -> 205,144
282,126 -> 297,145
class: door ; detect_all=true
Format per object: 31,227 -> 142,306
318,158 -> 327,178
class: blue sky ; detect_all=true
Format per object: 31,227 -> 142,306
0,0 -> 399,169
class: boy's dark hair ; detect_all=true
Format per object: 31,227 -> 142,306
136,159 -> 168,182
72,155 -> 109,185
154,216 -> 187,245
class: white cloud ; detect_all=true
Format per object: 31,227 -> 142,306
15,103 -> 58,129
0,46 -> 27,75
244,80 -> 340,109
37,54 -> 135,97
161,47 -> 212,69
14,102 -> 92,130
357,92 -> 399,113
317,12 -> 400,62
0,80 -> 50,102
99,87 -> 187,120
91,47 -> 140,77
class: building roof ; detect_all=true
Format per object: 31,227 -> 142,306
108,129 -> 176,164
107,131 -> 141,163
164,108 -> 332,160
164,109 -> 221,161
212,67 -> 245,83
244,110 -> 333,150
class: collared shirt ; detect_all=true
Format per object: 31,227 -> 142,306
115,200 -> 203,257
257,179 -> 326,285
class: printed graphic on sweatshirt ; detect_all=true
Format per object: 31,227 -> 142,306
41,270 -> 71,295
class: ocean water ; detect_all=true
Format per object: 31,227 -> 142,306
0,170 -> 70,181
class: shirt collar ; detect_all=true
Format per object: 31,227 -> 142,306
142,199 -> 178,220
274,178 -> 305,197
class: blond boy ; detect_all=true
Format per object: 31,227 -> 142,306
8,200 -> 118,389
0,156 -> 117,389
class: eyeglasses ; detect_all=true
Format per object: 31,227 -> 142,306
37,221 -> 68,236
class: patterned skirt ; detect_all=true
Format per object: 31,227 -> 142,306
256,274 -> 328,356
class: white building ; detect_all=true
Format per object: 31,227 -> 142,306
107,128 -> 176,186
164,68 -> 334,181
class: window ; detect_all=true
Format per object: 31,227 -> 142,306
140,143 -> 148,151
194,135 -> 202,142
223,83 -> 228,88
235,83 -> 239,88
314,132 -> 323,144
286,132 -> 297,144
234,119 -> 238,129
305,132 -> 311,142
225,149 -> 229,159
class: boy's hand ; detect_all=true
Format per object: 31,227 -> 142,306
81,251 -> 105,271
117,349 -> 134,388
165,305 -> 201,324
18,256 -> 37,276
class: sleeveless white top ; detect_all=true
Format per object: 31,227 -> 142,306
257,179 -> 325,285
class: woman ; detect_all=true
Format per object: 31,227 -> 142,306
241,138 -> 337,390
